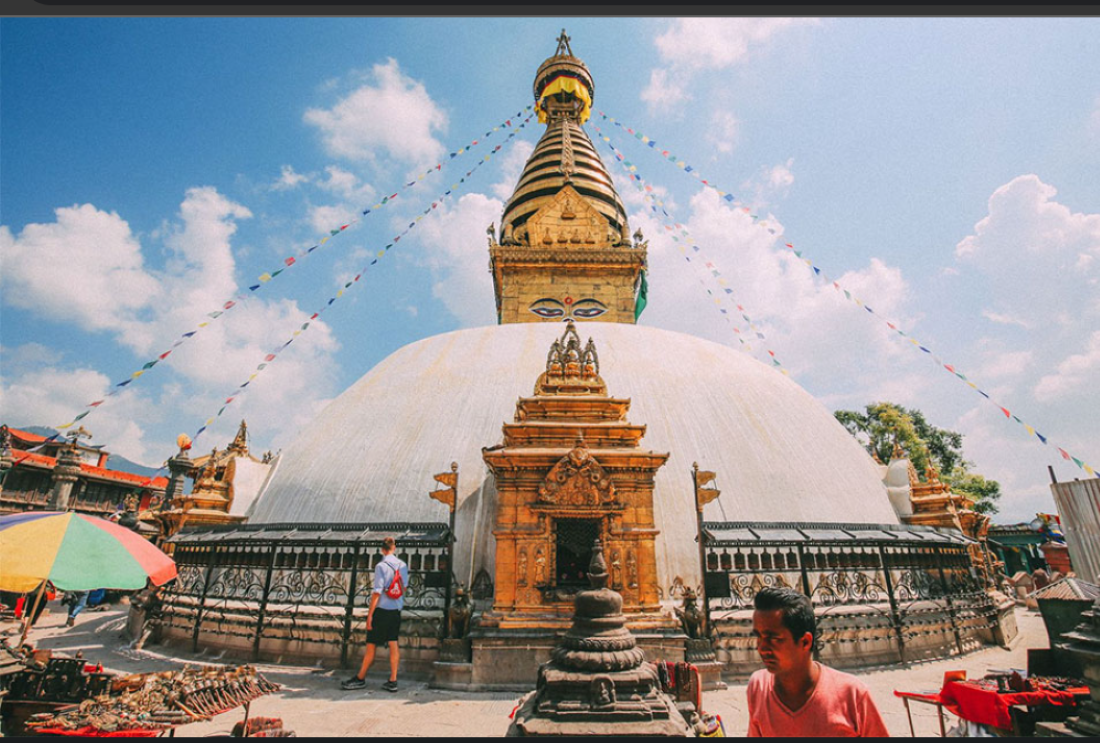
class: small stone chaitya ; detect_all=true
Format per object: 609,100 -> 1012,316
508,539 -> 692,736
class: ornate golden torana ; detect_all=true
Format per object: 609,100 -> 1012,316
490,34 -> 646,325
482,322 -> 670,630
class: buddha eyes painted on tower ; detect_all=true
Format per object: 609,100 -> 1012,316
529,297 -> 608,321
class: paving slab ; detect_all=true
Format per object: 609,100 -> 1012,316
17,600 -> 1047,737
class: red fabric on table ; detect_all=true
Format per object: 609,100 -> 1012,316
938,680 -> 1080,730
31,726 -> 161,737
893,690 -> 942,704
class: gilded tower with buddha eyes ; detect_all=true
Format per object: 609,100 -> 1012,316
490,31 -> 648,325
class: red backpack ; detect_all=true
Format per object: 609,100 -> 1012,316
383,562 -> 405,600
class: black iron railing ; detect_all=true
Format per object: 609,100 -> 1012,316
701,522 -> 996,660
161,523 -> 451,666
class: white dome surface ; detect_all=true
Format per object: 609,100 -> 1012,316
249,322 -> 898,593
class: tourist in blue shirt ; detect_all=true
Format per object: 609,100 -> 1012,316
342,537 -> 409,692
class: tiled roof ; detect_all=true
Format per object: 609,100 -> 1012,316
8,427 -> 49,444
10,449 -> 166,489
1029,577 -> 1100,602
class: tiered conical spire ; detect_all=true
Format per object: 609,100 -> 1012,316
499,30 -> 630,248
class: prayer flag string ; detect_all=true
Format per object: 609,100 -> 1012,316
597,110 -> 1096,479
51,108 -> 533,434
181,113 -> 535,453
594,123 -> 790,376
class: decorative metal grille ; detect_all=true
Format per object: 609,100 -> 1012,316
701,522 -> 999,661
160,522 -> 451,666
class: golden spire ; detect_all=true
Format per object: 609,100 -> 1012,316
490,33 -> 646,326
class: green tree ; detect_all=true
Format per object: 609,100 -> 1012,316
950,472 -> 1002,516
834,402 -> 1000,515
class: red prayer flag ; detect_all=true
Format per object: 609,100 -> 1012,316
264,354 -> 276,362
1000,407 -> 1011,418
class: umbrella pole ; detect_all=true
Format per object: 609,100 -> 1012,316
20,581 -> 48,646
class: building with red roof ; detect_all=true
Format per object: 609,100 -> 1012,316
0,424 -> 168,518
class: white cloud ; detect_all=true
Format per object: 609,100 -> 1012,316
707,112 -> 740,155
640,68 -> 690,113
766,158 -> 795,192
954,176 -> 1100,326
0,364 -> 156,464
304,58 -> 448,167
414,192 -> 501,327
0,204 -> 161,334
643,19 -> 820,112
981,309 -> 1033,329
1034,330 -> 1100,402
634,187 -> 917,398
0,188 -> 342,464
490,140 -> 535,201
272,165 -> 308,191
947,175 -> 1100,502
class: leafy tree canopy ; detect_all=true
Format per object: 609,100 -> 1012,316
834,402 -> 1001,515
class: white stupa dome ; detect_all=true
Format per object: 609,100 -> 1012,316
249,322 -> 898,593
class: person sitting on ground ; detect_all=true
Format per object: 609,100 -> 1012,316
341,537 -> 409,693
747,586 -> 890,737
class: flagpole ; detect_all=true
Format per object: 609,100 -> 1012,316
20,580 -> 48,646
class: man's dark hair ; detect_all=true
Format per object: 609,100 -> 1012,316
382,537 -> 396,552
754,587 -> 816,644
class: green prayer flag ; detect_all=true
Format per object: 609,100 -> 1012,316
634,271 -> 648,321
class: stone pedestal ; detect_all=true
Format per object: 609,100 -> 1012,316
439,637 -> 472,663
507,540 -> 692,736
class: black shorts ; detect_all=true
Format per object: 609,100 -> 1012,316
366,608 -> 402,645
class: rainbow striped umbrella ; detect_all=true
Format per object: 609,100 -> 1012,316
0,511 -> 176,593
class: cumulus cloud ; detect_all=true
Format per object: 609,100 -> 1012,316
947,175 -> 1100,503
632,186 -> 918,401
304,58 -> 448,167
706,112 -> 740,155
642,19 -> 820,113
272,165 -> 308,191
0,204 -> 160,334
413,192 -> 501,327
1034,330 -> 1100,403
0,363 -> 157,464
0,188 -> 342,463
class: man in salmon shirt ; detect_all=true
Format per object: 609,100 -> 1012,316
747,587 -> 890,737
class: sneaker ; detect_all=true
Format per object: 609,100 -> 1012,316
382,680 -> 399,693
66,617 -> 75,627
340,676 -> 366,690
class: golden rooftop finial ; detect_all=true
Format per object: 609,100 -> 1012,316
555,28 -> 573,57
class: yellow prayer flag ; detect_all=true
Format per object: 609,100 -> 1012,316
1025,424 -> 1036,436
258,273 -> 273,283
377,250 -> 385,257
1085,464 -> 1095,477
132,371 -> 144,379
320,237 -> 329,245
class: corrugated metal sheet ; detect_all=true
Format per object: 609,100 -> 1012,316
1051,478 -> 1100,584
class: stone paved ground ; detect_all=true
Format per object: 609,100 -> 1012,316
17,600 -> 1047,737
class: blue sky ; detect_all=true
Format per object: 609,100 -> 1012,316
2,17 -> 1098,523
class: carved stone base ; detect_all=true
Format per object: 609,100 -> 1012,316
507,665 -> 692,737
440,638 -> 472,663
684,638 -> 715,664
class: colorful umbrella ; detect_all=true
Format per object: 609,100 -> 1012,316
0,511 -> 177,593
